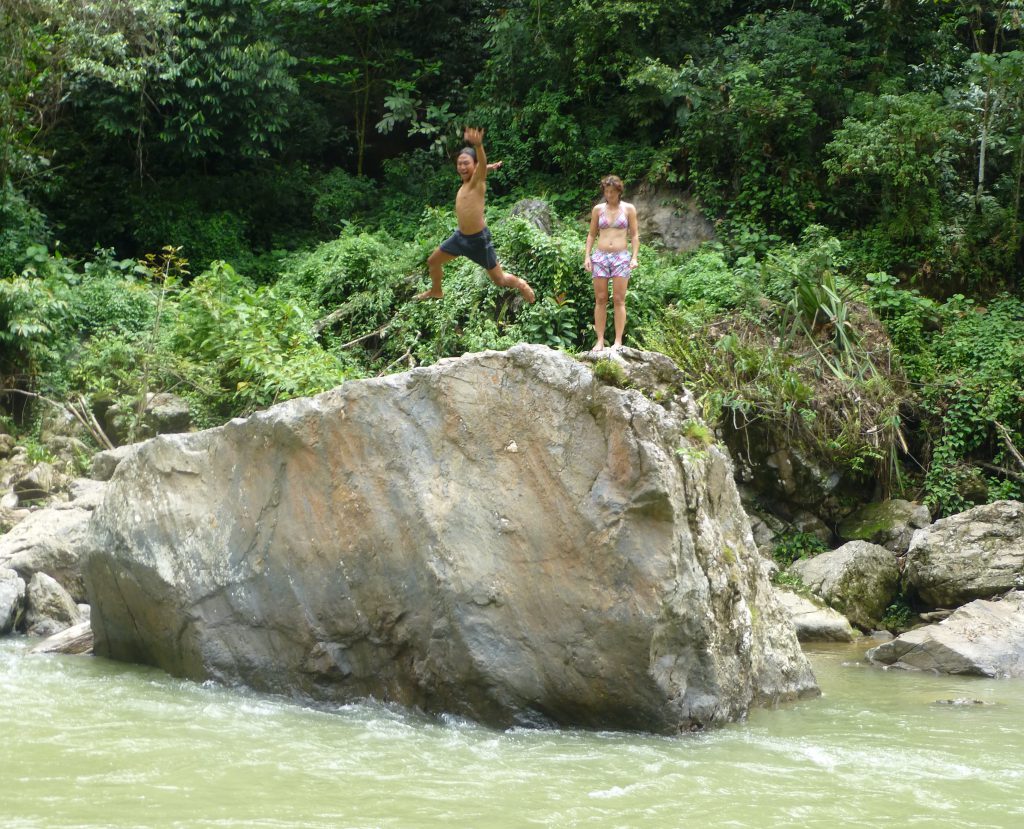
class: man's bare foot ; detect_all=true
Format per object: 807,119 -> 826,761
517,279 -> 535,303
415,289 -> 443,301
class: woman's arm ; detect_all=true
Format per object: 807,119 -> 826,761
627,203 -> 640,267
583,206 -> 600,272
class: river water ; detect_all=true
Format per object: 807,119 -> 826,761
2,637 -> 1022,829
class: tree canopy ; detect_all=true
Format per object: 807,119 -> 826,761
1,0 -> 1022,517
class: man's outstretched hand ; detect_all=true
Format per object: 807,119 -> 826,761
464,126 -> 485,146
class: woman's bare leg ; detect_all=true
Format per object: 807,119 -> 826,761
593,278 -> 609,351
612,276 -> 628,347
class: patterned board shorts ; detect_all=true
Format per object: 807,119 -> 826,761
591,249 -> 632,279
439,227 -> 498,270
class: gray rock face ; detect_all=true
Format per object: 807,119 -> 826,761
84,345 -> 817,733
867,591 -> 1024,677
508,199 -> 554,235
904,500 -> 1024,608
789,541 -> 900,631
629,185 -> 716,252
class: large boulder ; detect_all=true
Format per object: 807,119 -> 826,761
789,541 -> 900,631
904,500 -> 1024,609
867,591 -> 1024,676
84,345 -> 817,733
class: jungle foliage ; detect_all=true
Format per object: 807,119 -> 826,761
1,0 -> 1022,516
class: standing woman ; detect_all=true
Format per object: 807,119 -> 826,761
583,175 -> 639,351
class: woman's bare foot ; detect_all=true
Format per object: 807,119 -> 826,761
593,341 -> 605,352
415,289 -> 444,301
517,279 -> 535,303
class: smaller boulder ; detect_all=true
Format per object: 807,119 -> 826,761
790,510 -> 833,545
12,462 -> 58,504
747,509 -> 784,558
774,588 -> 858,642
39,407 -> 87,442
42,435 -> 93,473
867,591 -> 1024,677
145,392 -> 191,434
89,444 -> 141,481
104,393 -> 191,445
0,503 -> 94,601
789,540 -> 900,631
904,500 -> 1024,608
24,572 -> 84,637
0,433 -> 17,459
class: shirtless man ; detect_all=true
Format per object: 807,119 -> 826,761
416,127 -> 535,303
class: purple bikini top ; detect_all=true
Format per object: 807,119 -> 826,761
598,205 -> 628,229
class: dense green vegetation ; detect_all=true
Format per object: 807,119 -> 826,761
1,0 -> 1021,516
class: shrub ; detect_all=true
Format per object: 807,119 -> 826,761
639,236 -> 910,496
311,169 -> 378,234
64,249 -> 155,338
170,261 -> 353,416
669,245 -> 752,311
133,199 -> 254,275
772,531 -> 826,568
0,252 -> 73,385
0,185 -> 48,279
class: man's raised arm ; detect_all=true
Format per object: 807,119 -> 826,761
464,127 -> 488,185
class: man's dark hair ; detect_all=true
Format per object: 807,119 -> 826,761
458,147 -> 477,161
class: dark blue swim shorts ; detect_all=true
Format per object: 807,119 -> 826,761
439,227 -> 498,270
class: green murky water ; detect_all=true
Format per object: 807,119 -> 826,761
2,638 -> 1022,828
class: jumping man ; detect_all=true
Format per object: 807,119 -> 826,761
416,127 -> 535,303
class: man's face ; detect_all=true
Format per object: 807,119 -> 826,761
456,153 -> 476,180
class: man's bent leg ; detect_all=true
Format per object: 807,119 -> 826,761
416,248 -> 457,300
486,263 -> 535,303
